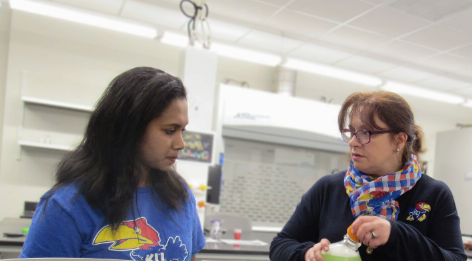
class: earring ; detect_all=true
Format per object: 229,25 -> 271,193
396,148 -> 400,152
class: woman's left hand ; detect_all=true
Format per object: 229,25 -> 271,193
350,216 -> 391,250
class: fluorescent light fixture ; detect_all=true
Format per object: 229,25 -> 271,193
160,32 -> 189,47
283,58 -> 383,86
463,99 -> 472,108
9,0 -> 158,38
212,43 -> 282,67
381,81 -> 465,104
160,34 -> 282,66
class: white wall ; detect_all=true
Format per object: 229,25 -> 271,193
295,71 -> 472,177
434,128 -> 472,234
0,5 -> 11,168
0,11 -> 278,221
1,10 -> 471,222
0,11 -> 183,220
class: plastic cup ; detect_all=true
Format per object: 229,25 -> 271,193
234,228 -> 242,240
22,227 -> 29,235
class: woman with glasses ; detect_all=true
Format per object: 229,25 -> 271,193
270,91 -> 466,261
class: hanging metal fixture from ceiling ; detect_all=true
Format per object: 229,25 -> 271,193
179,0 -> 211,49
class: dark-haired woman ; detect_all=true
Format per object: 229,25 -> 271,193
270,91 -> 466,261
20,67 -> 205,261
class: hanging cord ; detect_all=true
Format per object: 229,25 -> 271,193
132,185 -> 143,245
180,0 -> 211,49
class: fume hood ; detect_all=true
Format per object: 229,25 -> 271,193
216,84 -> 349,154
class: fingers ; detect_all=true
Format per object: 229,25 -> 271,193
313,239 -> 330,261
358,225 -> 377,248
351,216 -> 391,249
350,215 -> 376,234
305,239 -> 330,261
320,238 -> 331,252
305,245 -> 315,261
350,216 -> 376,247
305,244 -> 319,261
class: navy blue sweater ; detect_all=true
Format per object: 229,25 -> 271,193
270,171 -> 467,261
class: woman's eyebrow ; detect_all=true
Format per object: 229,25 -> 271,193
162,123 -> 183,128
348,124 -> 366,130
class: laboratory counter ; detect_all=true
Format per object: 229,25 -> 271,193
0,218 -> 272,260
6,218 -> 470,260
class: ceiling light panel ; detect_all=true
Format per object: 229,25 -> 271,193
212,43 -> 282,66
255,0 -> 293,6
160,31 -> 188,47
121,0 -> 186,30
451,86 -> 472,98
238,30 -> 303,54
378,66 -> 436,82
208,19 -> 252,42
417,76 -> 472,91
288,43 -> 353,64
284,58 -> 383,86
463,100 -> 472,108
51,0 -> 123,15
10,0 -> 158,38
159,31 -> 282,66
335,55 -> 396,74
381,81 -> 465,104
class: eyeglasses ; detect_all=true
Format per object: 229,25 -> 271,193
341,129 -> 395,145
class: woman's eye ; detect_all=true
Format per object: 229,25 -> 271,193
166,129 -> 176,135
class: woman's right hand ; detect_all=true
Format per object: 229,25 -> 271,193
305,238 -> 330,261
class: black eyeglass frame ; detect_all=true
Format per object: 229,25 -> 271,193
341,129 -> 395,145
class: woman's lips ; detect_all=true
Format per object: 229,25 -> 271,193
351,153 -> 364,160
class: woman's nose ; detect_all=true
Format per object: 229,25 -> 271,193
347,135 -> 361,146
173,132 -> 185,151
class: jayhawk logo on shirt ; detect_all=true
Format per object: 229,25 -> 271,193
93,217 -> 188,261
406,202 -> 431,222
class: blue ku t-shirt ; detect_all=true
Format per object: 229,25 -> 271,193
20,184 -> 206,261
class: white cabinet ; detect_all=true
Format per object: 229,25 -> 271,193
22,96 -> 93,112
434,128 -> 472,235
18,96 -> 92,155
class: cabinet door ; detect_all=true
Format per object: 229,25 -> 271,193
433,128 -> 472,234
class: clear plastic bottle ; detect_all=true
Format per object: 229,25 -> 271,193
321,224 -> 362,261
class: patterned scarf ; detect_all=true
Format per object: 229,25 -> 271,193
344,154 -> 422,221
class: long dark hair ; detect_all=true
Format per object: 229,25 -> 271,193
47,67 -> 189,229
338,91 -> 424,165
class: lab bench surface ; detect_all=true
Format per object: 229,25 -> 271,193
0,218 -> 272,260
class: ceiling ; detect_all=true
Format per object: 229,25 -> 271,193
6,0 -> 472,99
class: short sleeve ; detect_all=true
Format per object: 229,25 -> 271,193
20,196 -> 82,258
189,194 -> 206,256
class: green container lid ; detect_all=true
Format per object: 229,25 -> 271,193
22,227 -> 29,234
